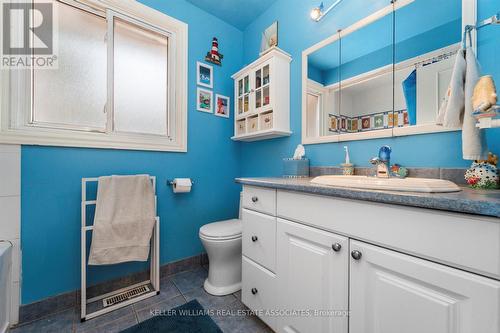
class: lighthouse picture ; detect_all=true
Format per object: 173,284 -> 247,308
205,37 -> 224,66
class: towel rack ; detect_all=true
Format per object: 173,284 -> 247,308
80,176 -> 160,322
463,12 -> 500,48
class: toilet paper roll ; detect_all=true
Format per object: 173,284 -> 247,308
173,178 -> 192,193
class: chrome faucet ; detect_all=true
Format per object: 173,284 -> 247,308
369,146 -> 392,178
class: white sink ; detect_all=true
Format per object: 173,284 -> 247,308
310,175 -> 461,193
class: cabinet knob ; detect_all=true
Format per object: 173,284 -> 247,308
332,243 -> 342,252
351,250 -> 362,260
251,196 -> 259,203
251,288 -> 258,295
251,235 -> 258,242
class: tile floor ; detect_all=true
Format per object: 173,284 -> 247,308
11,266 -> 272,333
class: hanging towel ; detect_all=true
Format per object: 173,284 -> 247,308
88,175 -> 156,265
436,44 -> 488,160
436,49 -> 466,127
463,47 -> 488,160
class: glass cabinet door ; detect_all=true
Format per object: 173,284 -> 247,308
237,74 -> 251,116
254,63 -> 271,111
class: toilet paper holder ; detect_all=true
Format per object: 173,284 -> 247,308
167,179 -> 195,186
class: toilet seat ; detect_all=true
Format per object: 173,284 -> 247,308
199,219 -> 242,241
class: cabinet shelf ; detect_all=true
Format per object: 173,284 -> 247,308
231,129 -> 291,142
232,47 -> 291,141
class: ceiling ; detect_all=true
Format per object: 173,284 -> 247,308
186,0 -> 278,30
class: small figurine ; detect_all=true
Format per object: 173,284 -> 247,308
391,164 -> 408,178
472,75 -> 497,118
465,152 -> 499,189
205,37 -> 223,66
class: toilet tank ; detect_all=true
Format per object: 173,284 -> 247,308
0,241 -> 12,333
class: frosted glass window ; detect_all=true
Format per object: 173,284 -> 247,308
33,2 -> 107,130
113,18 -> 168,136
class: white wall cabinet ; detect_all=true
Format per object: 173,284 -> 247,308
240,185 -> 500,333
231,48 -> 291,141
276,218 -> 348,333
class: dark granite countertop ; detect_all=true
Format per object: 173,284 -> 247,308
236,177 -> 500,218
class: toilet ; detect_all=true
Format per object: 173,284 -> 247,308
199,195 -> 243,296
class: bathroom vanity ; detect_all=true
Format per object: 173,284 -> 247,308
237,178 -> 500,333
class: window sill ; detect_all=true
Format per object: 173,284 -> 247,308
0,129 -> 187,152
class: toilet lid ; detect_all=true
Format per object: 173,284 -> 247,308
199,219 -> 242,239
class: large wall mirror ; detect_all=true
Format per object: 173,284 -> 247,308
302,0 -> 468,144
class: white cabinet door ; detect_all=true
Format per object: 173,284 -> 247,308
350,240 -> 500,333
276,218 -> 349,333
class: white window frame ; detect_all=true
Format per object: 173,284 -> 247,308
0,0 -> 188,152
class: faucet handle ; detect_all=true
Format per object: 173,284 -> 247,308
369,157 -> 380,165
378,145 -> 392,161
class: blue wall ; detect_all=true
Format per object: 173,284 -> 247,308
21,0 -> 243,304
21,0 -> 500,305
240,0 -> 500,176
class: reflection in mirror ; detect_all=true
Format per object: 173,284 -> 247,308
395,0 -> 462,127
303,0 -> 464,143
306,38 -> 340,137
338,12 -> 394,134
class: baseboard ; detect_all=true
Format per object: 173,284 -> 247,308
17,253 -> 208,326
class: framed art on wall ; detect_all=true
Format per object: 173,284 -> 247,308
215,94 -> 230,118
197,87 -> 213,113
197,61 -> 213,88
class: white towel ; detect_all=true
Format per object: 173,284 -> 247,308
88,175 -> 156,265
436,48 -> 488,160
463,48 -> 488,160
436,49 -> 466,127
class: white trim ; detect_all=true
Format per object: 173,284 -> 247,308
0,0 -> 188,152
197,87 -> 213,113
393,124 -> 460,137
302,0 -> 471,145
214,94 -> 230,118
462,0 -> 477,53
197,61 -> 213,88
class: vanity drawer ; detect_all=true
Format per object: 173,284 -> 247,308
242,185 -> 276,215
242,256 -> 276,330
242,209 -> 276,272
277,190 -> 500,280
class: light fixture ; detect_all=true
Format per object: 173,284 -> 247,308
310,0 -> 344,22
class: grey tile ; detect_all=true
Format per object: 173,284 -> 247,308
201,253 -> 209,266
75,305 -> 134,332
160,256 -> 202,278
211,300 -> 272,333
310,167 -> 342,177
170,267 -> 208,294
233,290 -> 242,301
408,168 -> 440,179
19,292 -> 76,324
134,295 -> 186,323
78,314 -> 137,333
11,308 -> 75,333
440,168 -> 468,185
353,167 -> 371,176
183,287 -> 237,311
131,279 -> 181,312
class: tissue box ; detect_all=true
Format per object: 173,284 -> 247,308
283,158 -> 309,178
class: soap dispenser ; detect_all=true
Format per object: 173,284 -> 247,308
341,146 -> 354,175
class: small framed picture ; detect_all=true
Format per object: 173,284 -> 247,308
215,94 -> 230,118
197,87 -> 213,113
197,61 -> 213,88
